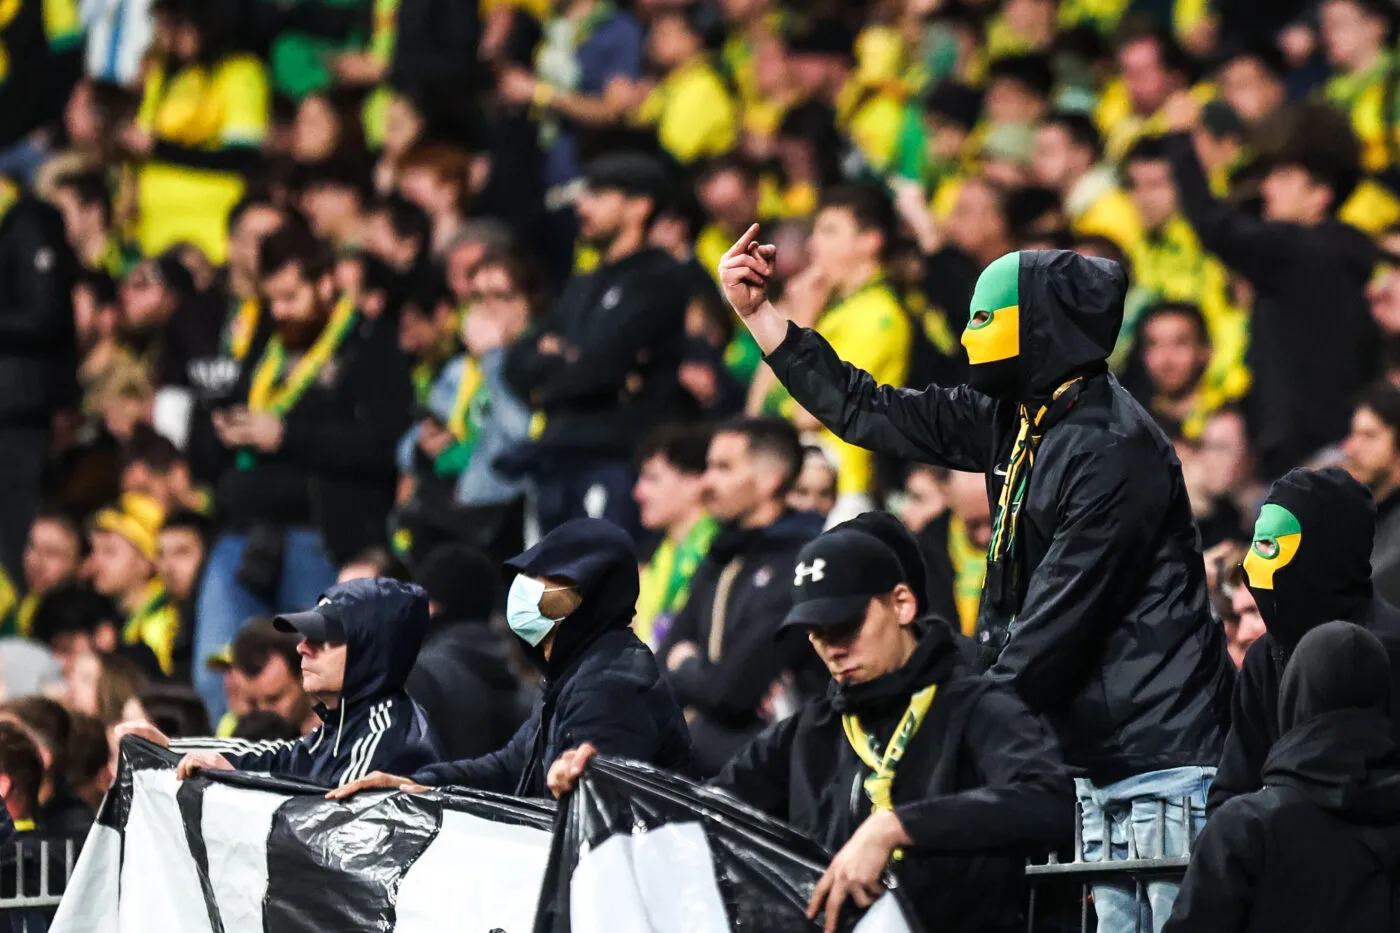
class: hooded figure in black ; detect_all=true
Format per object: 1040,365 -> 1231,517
1210,467 -> 1400,812
761,248 -> 1233,784
411,518 -> 694,798
177,578 -> 442,787
1165,621 -> 1400,933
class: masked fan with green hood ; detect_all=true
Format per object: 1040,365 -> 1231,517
1210,467 -> 1400,814
719,226 -> 1234,933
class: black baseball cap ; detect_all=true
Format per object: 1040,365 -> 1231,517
778,527 -> 907,632
275,577 -> 430,643
582,152 -> 671,203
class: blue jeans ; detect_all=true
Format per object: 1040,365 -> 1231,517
193,528 -> 338,721
1075,766 -> 1213,933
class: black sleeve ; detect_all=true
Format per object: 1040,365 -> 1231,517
986,438 -> 1167,712
1161,798 -> 1264,933
0,203 -> 77,349
1207,639 -> 1279,815
277,323 -> 414,478
152,140 -> 262,174
764,323 -> 998,473
1162,132 -> 1310,285
533,271 -> 688,408
502,323 -> 556,399
709,714 -> 801,821
390,0 -> 480,85
414,712 -> 533,792
894,686 -> 1074,854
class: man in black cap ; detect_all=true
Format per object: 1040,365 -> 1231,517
549,517 -> 1072,933
406,545 -> 530,760
503,151 -> 690,536
118,577 -> 442,788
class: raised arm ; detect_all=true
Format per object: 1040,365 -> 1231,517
717,226 -> 997,471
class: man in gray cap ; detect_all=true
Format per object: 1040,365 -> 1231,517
502,151 -> 690,536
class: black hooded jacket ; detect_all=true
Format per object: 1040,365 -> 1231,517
1165,622 -> 1400,933
182,579 -> 442,787
412,519 -> 694,798
714,623 -> 1073,933
765,249 -> 1233,783
1211,469 -> 1400,812
658,510 -> 825,776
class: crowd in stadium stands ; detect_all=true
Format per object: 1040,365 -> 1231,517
4,0 -> 1400,929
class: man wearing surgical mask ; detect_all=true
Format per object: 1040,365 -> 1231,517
1208,467 -> 1400,814
331,518 -> 695,800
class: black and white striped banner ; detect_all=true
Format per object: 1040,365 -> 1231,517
52,740 -> 917,933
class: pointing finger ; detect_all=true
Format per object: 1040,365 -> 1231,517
721,223 -> 760,261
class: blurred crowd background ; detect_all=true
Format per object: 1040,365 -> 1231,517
5,0 -> 1400,863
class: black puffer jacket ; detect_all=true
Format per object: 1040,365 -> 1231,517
1165,622 -> 1400,933
714,623 -> 1073,933
765,249 -> 1234,783
413,519 -> 694,797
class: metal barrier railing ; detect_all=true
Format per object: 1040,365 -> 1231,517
1024,798 -> 1194,933
0,837 -> 77,933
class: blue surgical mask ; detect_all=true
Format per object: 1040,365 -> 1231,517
506,575 -> 569,646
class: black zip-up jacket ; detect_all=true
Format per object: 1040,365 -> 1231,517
714,624 -> 1074,933
413,519 -> 694,797
0,196 -> 77,426
658,511 -> 825,776
765,249 -> 1234,784
213,309 -> 412,563
1164,132 -> 1379,479
503,247 -> 689,460
1165,622 -> 1400,933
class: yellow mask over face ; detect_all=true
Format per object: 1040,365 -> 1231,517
961,251 -> 1021,366
1242,503 -> 1303,591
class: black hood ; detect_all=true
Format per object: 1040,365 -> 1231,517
1016,250 -> 1126,399
504,518 -> 640,677
1247,468 -> 1376,650
321,578 -> 433,707
1263,621 -> 1400,815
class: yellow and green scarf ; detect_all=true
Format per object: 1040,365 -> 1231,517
842,684 -> 937,859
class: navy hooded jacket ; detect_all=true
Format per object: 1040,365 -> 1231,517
413,518 -> 695,798
176,578 -> 442,787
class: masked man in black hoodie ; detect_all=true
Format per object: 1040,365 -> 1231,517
119,578 -> 441,787
719,228 -> 1233,933
332,518 -> 694,800
1165,621 -> 1400,933
1209,467 -> 1400,812
550,517 -> 1073,933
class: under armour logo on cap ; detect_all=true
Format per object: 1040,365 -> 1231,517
794,559 -> 826,586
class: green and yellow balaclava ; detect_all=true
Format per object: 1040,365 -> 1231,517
962,251 -> 1021,399
1242,468 -> 1377,651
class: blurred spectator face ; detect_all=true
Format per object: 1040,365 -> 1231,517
119,263 -> 176,332
809,206 -> 880,279
985,79 -> 1043,126
1260,165 -> 1330,224
229,205 -> 283,283
924,116 -> 969,164
295,639 -> 347,698
67,652 -> 101,716
771,221 -> 811,283
446,238 -> 485,301
1003,0 -> 1053,36
23,518 -> 80,596
74,280 -> 119,352
225,667 -> 249,719
243,654 -> 312,729
751,34 -> 789,98
1118,37 -> 1177,116
263,261 -> 332,335
383,95 -> 425,159
1219,56 -> 1285,124
292,95 -> 340,163
1343,404 -> 1400,491
1369,234 -> 1400,335
703,431 -> 780,523
1142,309 -> 1209,398
576,186 -> 646,250
944,470 -> 992,550
302,184 -> 361,242
64,79 -> 99,146
157,526 -> 204,603
720,0 -> 763,21
463,264 -> 531,352
399,166 -> 459,220
88,530 -> 152,599
899,467 -> 945,534
398,305 -> 440,358
122,459 -> 190,513
788,451 -> 837,516
649,14 -> 699,69
1228,582 -> 1266,668
698,168 -> 759,234
807,585 -> 918,685
1032,124 -> 1087,191
1321,0 -> 1387,70
635,451 -> 707,532
1200,410 -> 1250,498
947,179 -> 1010,260
364,210 -> 417,271
171,20 -> 200,62
1125,156 -> 1178,229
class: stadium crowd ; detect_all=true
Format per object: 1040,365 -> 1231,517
3,0 -> 1400,929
